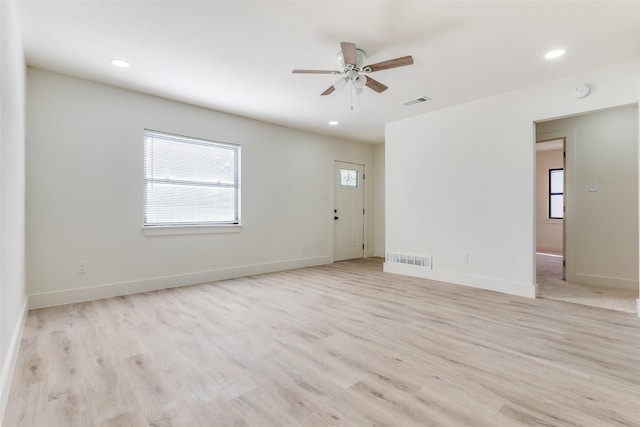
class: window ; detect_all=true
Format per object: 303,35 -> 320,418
340,168 -> 359,188
549,168 -> 563,219
144,130 -> 239,226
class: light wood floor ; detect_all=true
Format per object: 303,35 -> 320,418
5,258 -> 640,426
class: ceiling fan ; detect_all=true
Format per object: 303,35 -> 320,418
292,41 -> 414,96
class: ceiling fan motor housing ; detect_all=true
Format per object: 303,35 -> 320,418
337,48 -> 366,71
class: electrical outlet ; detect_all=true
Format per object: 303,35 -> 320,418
77,261 -> 88,274
461,252 -> 469,264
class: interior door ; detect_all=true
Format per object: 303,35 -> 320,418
334,161 -> 364,261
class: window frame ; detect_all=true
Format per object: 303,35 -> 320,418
548,168 -> 564,220
143,129 -> 241,232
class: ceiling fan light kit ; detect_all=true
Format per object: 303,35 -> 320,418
292,41 -> 414,105
353,74 -> 367,89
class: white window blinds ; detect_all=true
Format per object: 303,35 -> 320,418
144,130 -> 240,226
549,168 -> 563,219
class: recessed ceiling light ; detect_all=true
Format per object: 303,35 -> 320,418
544,49 -> 566,59
328,121 -> 339,126
110,58 -> 130,68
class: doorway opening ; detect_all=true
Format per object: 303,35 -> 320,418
535,105 -> 639,314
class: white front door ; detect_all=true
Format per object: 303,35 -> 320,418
334,161 -> 364,261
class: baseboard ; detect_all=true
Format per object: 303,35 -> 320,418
383,262 -> 537,298
569,272 -> 638,291
0,298 -> 28,425
536,245 -> 562,255
28,256 -> 333,309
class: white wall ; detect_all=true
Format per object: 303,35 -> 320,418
537,106 -> 639,290
26,68 -> 375,307
373,144 -> 385,257
0,0 -> 28,420
535,149 -> 563,254
385,59 -> 640,298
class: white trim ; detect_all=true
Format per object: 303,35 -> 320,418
637,299 -> 640,317
0,299 -> 28,425
142,224 -> 242,236
28,256 -> 332,309
571,273 -> 638,291
383,262 -> 537,298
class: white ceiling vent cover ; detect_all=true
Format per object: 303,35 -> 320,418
386,252 -> 432,269
402,96 -> 431,106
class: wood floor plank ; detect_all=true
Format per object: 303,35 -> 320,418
4,258 -> 640,426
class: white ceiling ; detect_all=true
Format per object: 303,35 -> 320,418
14,0 -> 640,144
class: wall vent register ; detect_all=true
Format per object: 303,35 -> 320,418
386,252 -> 432,269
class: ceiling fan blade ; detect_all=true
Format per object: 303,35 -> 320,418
340,42 -> 357,67
364,55 -> 414,73
292,69 -> 341,74
365,76 -> 388,93
321,85 -> 336,96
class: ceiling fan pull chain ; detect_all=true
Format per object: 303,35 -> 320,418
350,81 -> 354,110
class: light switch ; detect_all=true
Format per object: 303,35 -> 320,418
589,181 -> 598,192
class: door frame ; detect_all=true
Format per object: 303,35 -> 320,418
331,158 -> 369,262
537,129 -> 578,288
535,134 -> 567,282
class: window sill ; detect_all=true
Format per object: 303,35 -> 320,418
142,224 -> 243,236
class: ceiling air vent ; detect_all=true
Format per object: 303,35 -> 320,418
402,96 -> 431,106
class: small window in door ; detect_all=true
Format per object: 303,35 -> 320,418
340,169 -> 358,188
549,168 -> 564,219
